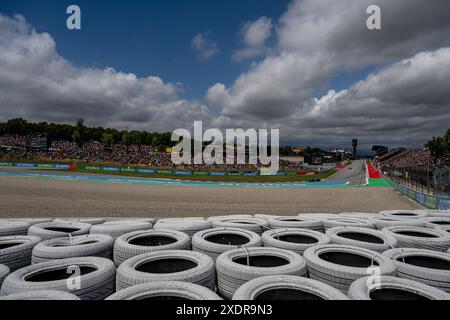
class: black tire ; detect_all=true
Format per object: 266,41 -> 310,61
382,226 -> 450,252
192,228 -> 262,260
216,247 -> 307,299
303,244 -> 397,293
383,248 -> 450,293
326,227 -> 398,252
106,281 -> 222,300
28,222 -> 91,241
0,264 -> 9,287
261,229 -> 331,255
116,250 -> 215,291
267,217 -> 323,231
114,230 -> 191,266
212,218 -> 269,235
32,234 -> 114,264
348,276 -> 450,300
1,257 -> 116,300
0,290 -> 81,300
0,236 -> 41,271
90,221 -> 152,239
232,275 -> 349,300
0,221 -> 31,237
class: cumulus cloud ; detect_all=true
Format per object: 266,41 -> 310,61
0,13 -> 211,131
191,32 -> 219,61
207,0 -> 450,147
232,16 -> 273,62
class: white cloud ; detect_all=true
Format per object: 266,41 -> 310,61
191,32 -> 219,61
0,13 -> 211,131
233,16 -> 273,62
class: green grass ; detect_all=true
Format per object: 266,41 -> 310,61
51,168 -> 338,183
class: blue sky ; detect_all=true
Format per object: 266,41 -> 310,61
1,0 -> 449,149
1,0 -> 290,99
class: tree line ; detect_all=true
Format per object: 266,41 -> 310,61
0,118 -> 173,148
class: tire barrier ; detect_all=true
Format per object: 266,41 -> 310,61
216,247 -> 307,299
114,230 -> 191,266
116,250 -> 215,291
322,218 -> 375,231
303,244 -> 397,293
422,217 -> 450,230
207,215 -> 254,222
7,219 -> 53,226
212,218 -> 269,235
267,217 -> 323,232
371,217 -> 425,230
0,264 -> 9,288
154,220 -> 212,237
0,221 -> 31,237
192,228 -> 262,260
340,213 -> 381,220
326,227 -> 398,252
0,236 -> 41,271
1,257 -> 116,300
261,229 -> 331,255
382,226 -> 450,252
383,248 -> 450,293
232,275 -> 349,300
106,281 -> 222,300
0,290 -> 81,300
348,276 -> 450,300
54,218 -> 105,225
381,210 -> 428,219
90,221 -> 152,239
28,222 -> 91,241
32,234 -> 114,264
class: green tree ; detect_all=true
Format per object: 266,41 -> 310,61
101,132 -> 114,148
72,119 -> 86,148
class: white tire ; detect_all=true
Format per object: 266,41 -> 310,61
383,248 -> 450,292
232,275 -> 349,300
326,227 -> 398,252
0,221 -> 31,237
371,217 -> 425,230
114,230 -> 191,266
422,217 -> 450,230
106,281 -> 222,300
216,247 -> 307,299
90,221 -> 152,239
261,229 -> 331,255
116,250 -> 215,291
207,215 -> 253,222
267,217 -> 323,231
32,234 -> 114,264
54,218 -> 105,225
192,228 -> 262,260
0,264 -> 9,287
382,226 -> 450,252
0,290 -> 80,300
0,236 -> 41,271
28,222 -> 91,241
154,220 -> 212,237
323,218 -> 375,231
381,210 -> 428,219
7,219 -> 53,225
1,257 -> 116,300
212,218 -> 269,235
348,276 -> 450,300
303,244 -> 397,293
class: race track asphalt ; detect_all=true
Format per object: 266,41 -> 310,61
0,165 -> 420,218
